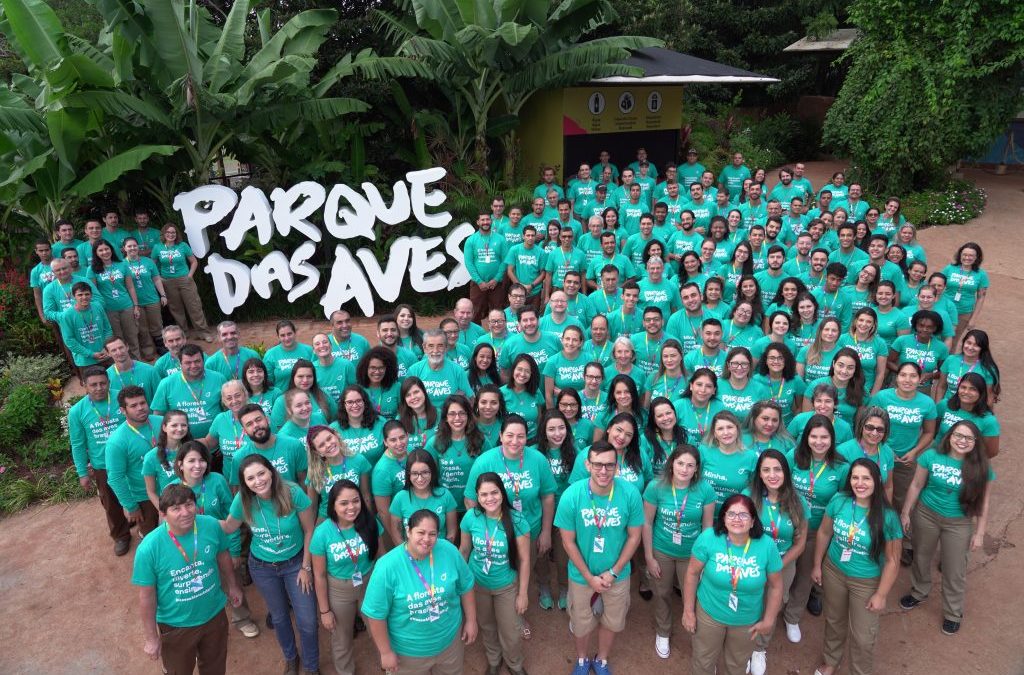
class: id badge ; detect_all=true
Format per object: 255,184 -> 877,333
427,603 -> 441,622
351,570 -> 363,587
728,592 -> 739,612
840,548 -> 853,562
110,288 -> 120,298
512,499 -> 523,512
954,292 -> 962,302
593,536 -> 605,554
190,571 -> 204,592
672,532 -> 683,545
482,559 -> 492,575
196,409 -> 209,423
169,265 -> 176,275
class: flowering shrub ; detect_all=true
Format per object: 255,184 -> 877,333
0,267 -> 57,358
899,180 -> 987,227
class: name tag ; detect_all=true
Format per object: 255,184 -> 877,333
672,532 -> 683,545
593,536 -> 605,554
840,548 -> 853,562
351,570 -> 363,587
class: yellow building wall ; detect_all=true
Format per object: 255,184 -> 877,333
519,88 -> 566,184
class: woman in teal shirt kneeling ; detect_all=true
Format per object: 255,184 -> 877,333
460,472 -> 532,675
683,493 -> 784,675
311,479 -> 381,675
363,509 -> 477,674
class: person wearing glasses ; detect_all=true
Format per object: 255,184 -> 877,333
555,441 -> 644,675
682,493 -> 783,675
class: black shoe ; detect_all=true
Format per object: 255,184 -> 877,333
354,615 -> 366,632
806,595 -> 823,617
265,613 -> 273,629
900,549 -> 914,567
941,619 -> 961,635
639,587 -> 653,601
900,594 -> 923,610
114,538 -> 131,556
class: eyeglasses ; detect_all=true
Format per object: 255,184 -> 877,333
589,462 -> 617,473
343,400 -> 364,407
863,423 -> 885,433
584,374 -> 603,380
558,401 -> 579,409
446,410 -> 468,418
729,362 -> 750,369
724,512 -> 752,522
409,471 -> 431,479
367,365 -> 386,372
951,432 -> 976,443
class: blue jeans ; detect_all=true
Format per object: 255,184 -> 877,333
249,552 -> 319,671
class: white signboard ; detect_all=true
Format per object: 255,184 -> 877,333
173,167 -> 474,318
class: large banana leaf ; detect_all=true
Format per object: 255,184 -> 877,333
205,0 -> 251,94
245,97 -> 370,132
141,0 -> 204,84
241,10 -> 336,81
0,89 -> 45,135
0,0 -> 66,73
47,54 -> 117,91
69,144 -> 179,196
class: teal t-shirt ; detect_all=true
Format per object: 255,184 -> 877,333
699,445 -> 758,511
568,446 -> 653,493
389,488 -> 458,540
645,370 -> 690,402
229,435 -> 308,487
130,515 -> 229,627
890,335 -> 949,382
68,394 -> 125,476
151,242 -> 193,279
152,371 -> 227,438
58,304 -> 112,366
941,265 -> 989,315
554,478 -> 644,583
870,388 -> 938,457
874,307 -> 910,346
805,376 -> 858,428
837,439 -> 896,486
371,452 -> 409,501
785,450 -> 850,529
917,449 -> 995,518
360,540 -> 474,658
206,411 -> 246,466
308,454 -> 373,519
142,447 -> 179,496
751,373 -> 805,424
797,344 -> 840,383
334,419 -> 387,465
407,359 -> 472,409
87,262 -> 134,312
824,495 -> 902,578
262,342 -> 316,391
464,447 -> 557,538
692,529 -> 783,626
673,398 -> 725,442
642,479 -> 717,558
229,482 -> 311,563
749,492 -> 810,557
543,351 -> 589,393
837,334 -> 889,392
366,382 -> 402,420
938,356 -> 997,402
787,411 -> 854,447
933,404 -> 1000,450
499,386 -> 544,438
310,518 -> 380,580
424,437 -> 476,506
123,256 -> 161,306
204,347 -> 261,383
460,509 -> 530,590
105,415 -> 163,509
106,361 -> 162,403
717,378 -> 771,422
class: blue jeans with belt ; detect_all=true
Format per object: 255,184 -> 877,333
249,551 -> 319,671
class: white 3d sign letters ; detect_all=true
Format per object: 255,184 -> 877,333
173,167 -> 472,317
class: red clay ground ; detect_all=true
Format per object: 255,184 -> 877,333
2,162 -> 1023,674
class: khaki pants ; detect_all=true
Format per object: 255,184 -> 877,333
784,528 -> 818,625
136,302 -> 164,360
159,610 -> 228,675
476,582 -> 525,671
535,526 -> 568,593
821,557 -> 880,675
395,635 -> 464,675
691,603 -> 754,675
327,575 -> 366,675
892,461 -> 915,551
163,275 -> 210,335
755,559 -> 796,650
92,468 -> 131,542
468,282 -> 507,324
567,578 -> 631,635
106,306 -> 141,360
651,549 -> 688,637
910,503 -> 973,621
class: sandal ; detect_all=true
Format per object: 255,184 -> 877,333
539,587 -> 554,610
558,589 -> 568,610
521,619 -> 533,641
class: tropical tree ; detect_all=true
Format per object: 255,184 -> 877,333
377,0 -> 662,178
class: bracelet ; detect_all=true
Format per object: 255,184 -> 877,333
608,569 -> 619,579
320,609 -> 332,615
302,565 -> 312,572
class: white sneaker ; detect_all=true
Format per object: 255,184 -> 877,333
749,650 -> 767,675
786,621 -> 802,643
655,635 -> 670,658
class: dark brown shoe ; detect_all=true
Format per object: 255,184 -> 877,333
114,538 -> 131,556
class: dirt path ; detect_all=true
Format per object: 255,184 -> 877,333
2,164 -> 1023,674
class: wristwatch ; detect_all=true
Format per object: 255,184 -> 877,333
302,564 -> 312,572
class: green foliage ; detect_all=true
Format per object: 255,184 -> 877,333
45,466 -> 88,504
0,467 -> 83,514
880,180 -> 986,228
0,266 -> 57,358
823,0 -> 1024,194
0,382 -> 48,447
244,342 -> 268,358
0,352 -> 69,388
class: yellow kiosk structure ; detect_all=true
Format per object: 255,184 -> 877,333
519,47 -> 778,183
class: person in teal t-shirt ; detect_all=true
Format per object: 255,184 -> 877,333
699,411 -> 758,512
131,484 -> 241,673
362,510 -> 476,671
311,478 -> 381,675
262,321 -> 316,392
683,494 -> 783,675
105,386 -> 163,535
459,472 -> 531,675
230,404 -> 308,486
810,459 -> 902,675
223,454 -> 318,672
388,451 -> 458,543
142,410 -> 191,509
152,344 -> 226,438
554,441 -> 644,675
642,445 -> 716,655
58,283 -> 113,368
305,425 -> 373,521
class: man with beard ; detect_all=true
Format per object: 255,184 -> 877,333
407,329 -> 471,409
153,344 -> 226,438
463,210 -> 509,322
229,404 -> 307,486
376,314 -> 418,378
105,385 -> 163,537
204,321 -> 259,382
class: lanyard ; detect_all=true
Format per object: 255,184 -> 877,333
113,362 -> 134,387
602,289 -> 613,313
195,479 -> 207,514
770,377 -> 785,402
325,456 -> 348,479
221,350 -> 241,379
483,516 -> 501,559
958,358 -> 978,380
763,498 -> 782,541
126,421 -> 155,447
695,404 -> 711,436
662,374 -> 682,396
90,393 -> 113,425
405,549 -> 436,606
337,525 -> 362,565
258,502 -> 282,545
808,460 -> 828,499
501,452 -> 524,497
587,482 -> 615,535
726,537 -> 752,591
847,503 -> 868,546
168,523 -> 198,563
671,484 -> 690,528
917,338 -> 932,368
180,372 -> 205,407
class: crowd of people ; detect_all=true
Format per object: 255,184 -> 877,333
41,149 -> 1002,675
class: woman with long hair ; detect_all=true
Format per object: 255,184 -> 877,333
642,444 -> 715,658
942,242 -> 989,342
742,400 -> 794,455
751,311 -> 798,367
899,421 -> 993,635
935,373 -> 1000,459
88,238 -> 142,358
753,343 -> 804,424
839,308 -> 888,396
120,236 -> 166,359
388,450 -> 457,544
872,281 -> 910,348
425,395 -> 485,508
335,385 -> 387,465
803,347 -> 866,427
394,303 -> 424,357
460,473 -> 531,675
735,275 -> 766,327
644,339 -> 688,406
242,357 -> 279,417
682,494 -> 783,675
370,420 -> 412,535
811,459 -> 902,675
673,368 -> 725,441
797,317 -> 842,383
151,222 -> 212,342
784,414 -> 849,632
747,450 -> 809,659
936,328 -> 1001,404
468,343 -> 502,392
311,479 -> 380,675
221,455 -> 317,673
596,373 -> 646,431
356,347 -> 401,420
143,410 -> 192,510
278,389 -> 315,451
271,359 -> 336,428
474,384 -> 506,450
698,411 -> 757,512
572,412 -> 651,490
306,425 -> 372,522
791,292 -> 822,350
888,310 -> 948,393
396,377 -> 438,455
717,347 -> 770,422
534,409 -> 577,611
838,406 -> 896,501
577,362 -> 606,424
543,325 -> 589,408
556,387 -> 597,453
500,354 -> 545,440
643,397 -> 688,477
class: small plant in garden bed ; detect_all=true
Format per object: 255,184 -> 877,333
864,180 -> 986,228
